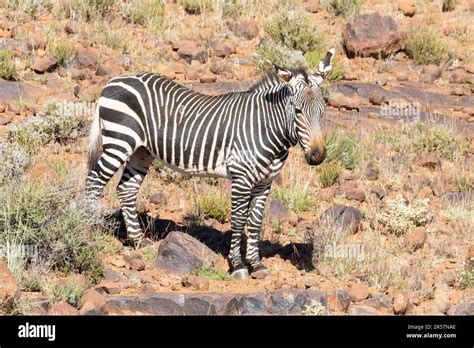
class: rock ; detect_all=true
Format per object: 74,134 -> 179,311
211,41 -> 234,57
96,280 -> 121,295
404,227 -> 427,250
199,73 -> 217,83
343,189 -> 366,202
95,65 -> 109,76
76,47 -> 98,69
185,68 -> 200,80
110,256 -> 126,268
235,19 -> 259,39
305,0 -> 321,13
442,271 -> 456,287
393,292 -> 409,314
318,205 -> 362,234
181,275 -> 209,291
450,69 -> 472,84
398,0 -> 416,16
71,68 -> 92,81
364,161 -> 380,181
447,303 -> 474,316
343,13 -> 405,58
419,64 -> 441,83
348,304 -> 379,315
79,289 -> 108,315
154,231 -> 219,274
349,283 -> 369,302
267,199 -> 289,222
371,186 -> 387,199
415,155 -> 441,170
64,21 -> 78,34
0,262 -> 18,314
327,91 -> 360,110
128,258 -> 146,272
47,301 -> 80,315
103,268 -> 119,283
178,45 -> 208,64
368,89 -> 386,106
31,57 -> 58,73
148,192 -> 168,206
328,289 -> 351,312
0,114 -> 13,125
361,293 -> 393,314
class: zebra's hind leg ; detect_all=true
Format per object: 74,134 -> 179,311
228,177 -> 253,279
116,147 -> 154,248
246,181 -> 272,279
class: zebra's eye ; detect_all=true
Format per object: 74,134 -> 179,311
295,107 -> 302,114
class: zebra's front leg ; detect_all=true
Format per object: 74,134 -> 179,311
228,177 -> 253,279
117,147 -> 154,248
246,181 -> 272,279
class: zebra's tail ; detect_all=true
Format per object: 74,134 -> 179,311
87,105 -> 102,173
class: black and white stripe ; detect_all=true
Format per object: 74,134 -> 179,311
86,49 -> 335,278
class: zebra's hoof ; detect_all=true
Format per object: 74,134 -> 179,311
230,268 -> 250,280
250,265 -> 271,280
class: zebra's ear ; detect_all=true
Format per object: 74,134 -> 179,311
272,63 -> 293,83
313,48 -> 335,78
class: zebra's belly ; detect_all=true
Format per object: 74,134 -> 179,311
155,158 -> 231,179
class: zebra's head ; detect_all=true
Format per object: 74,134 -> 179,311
274,48 -> 335,166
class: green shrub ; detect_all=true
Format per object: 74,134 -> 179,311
378,195 -> 433,235
0,178 -> 106,282
43,279 -> 90,307
49,41 -> 76,66
325,131 -> 363,170
329,0 -> 363,17
319,162 -> 342,188
59,0 -> 113,20
404,122 -> 467,161
274,181 -> 314,212
221,0 -> 246,18
194,265 -> 231,281
406,27 -> 451,65
91,20 -> 129,53
455,177 -> 470,193
0,50 -> 17,80
181,0 -> 213,14
255,42 -> 307,72
121,0 -> 164,25
5,0 -> 49,18
6,100 -> 88,154
442,0 -> 456,12
0,139 -> 31,184
197,189 -> 231,223
264,11 -> 327,54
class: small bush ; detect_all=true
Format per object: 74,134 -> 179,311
302,300 -> 326,315
181,0 -> 213,14
274,181 -> 314,212
6,100 -> 87,154
59,0 -> 113,20
456,261 -> 473,289
91,21 -> 129,53
194,265 -> 231,281
196,189 -> 231,223
264,11 -> 327,54
0,50 -> 17,80
406,28 -> 451,65
329,0 -> 363,17
121,0 -> 164,25
0,178 -> 106,282
404,122 -> 467,161
255,42 -> 307,72
221,0 -> 245,18
43,279 -> 90,307
319,162 -> 342,188
455,177 -> 470,193
0,139 -> 31,184
325,131 -> 363,170
49,41 -> 76,66
5,0 -> 48,18
378,195 -> 433,235
442,0 -> 456,12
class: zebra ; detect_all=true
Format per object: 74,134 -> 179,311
85,48 -> 335,279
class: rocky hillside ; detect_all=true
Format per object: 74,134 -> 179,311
0,0 -> 473,316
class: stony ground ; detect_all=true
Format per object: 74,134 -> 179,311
0,0 -> 473,316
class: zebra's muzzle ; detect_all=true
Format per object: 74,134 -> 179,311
305,146 -> 326,166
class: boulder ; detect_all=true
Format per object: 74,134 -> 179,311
148,192 -> 168,206
76,47 -> 98,69
364,161 -> 380,180
328,289 -> 351,312
79,289 -> 108,315
398,0 -> 416,16
31,57 -> 58,73
235,19 -> 259,39
181,275 -> 209,290
47,301 -> 80,315
393,292 -> 409,314
404,227 -> 427,250
318,205 -> 362,234
178,44 -> 208,64
211,41 -> 234,58
199,73 -> 217,83
349,282 -> 369,302
0,261 -> 18,314
327,91 -> 361,110
154,231 -> 218,274
343,13 -> 405,58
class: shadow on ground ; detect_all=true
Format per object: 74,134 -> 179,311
105,210 -> 314,271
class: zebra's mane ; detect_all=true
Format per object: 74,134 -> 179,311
247,67 -> 309,92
